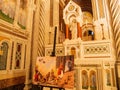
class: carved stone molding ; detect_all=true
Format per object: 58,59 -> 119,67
0,20 -> 29,39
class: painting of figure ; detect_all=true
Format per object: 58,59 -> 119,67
90,71 -> 96,90
82,70 -> 88,89
0,0 -> 16,23
33,55 -> 74,89
106,69 -> 111,86
56,56 -> 74,88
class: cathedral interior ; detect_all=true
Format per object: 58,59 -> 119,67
0,0 -> 120,90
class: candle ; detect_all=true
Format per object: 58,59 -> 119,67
85,19 -> 88,27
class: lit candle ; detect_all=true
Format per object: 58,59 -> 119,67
85,19 -> 88,27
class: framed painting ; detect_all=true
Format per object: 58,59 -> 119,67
33,55 -> 74,89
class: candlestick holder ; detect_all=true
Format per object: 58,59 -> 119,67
49,32 -> 51,44
100,23 -> 105,40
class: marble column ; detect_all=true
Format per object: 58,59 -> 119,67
24,0 -> 34,90
65,24 -> 69,39
77,22 -> 82,39
91,0 -> 99,20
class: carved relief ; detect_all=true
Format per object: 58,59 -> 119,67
84,44 -> 110,54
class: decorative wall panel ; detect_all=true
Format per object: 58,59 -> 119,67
15,43 -> 22,69
84,44 -> 110,54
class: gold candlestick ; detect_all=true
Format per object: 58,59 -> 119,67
100,23 -> 105,40
49,32 -> 51,44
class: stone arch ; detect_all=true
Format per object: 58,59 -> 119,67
82,29 -> 95,41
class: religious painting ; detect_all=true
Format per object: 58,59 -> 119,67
82,70 -> 88,89
33,55 -> 74,89
56,55 -> 74,89
106,69 -> 111,86
0,0 -> 16,23
90,71 -> 97,90
18,0 -> 27,29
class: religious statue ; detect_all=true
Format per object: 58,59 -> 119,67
82,71 -> 88,89
90,72 -> 96,88
70,19 -> 77,39
65,58 -> 73,72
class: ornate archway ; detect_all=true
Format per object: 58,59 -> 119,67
63,1 -> 83,39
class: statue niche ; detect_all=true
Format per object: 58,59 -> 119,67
63,1 -> 83,40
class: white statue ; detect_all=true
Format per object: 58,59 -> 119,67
70,19 -> 77,39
